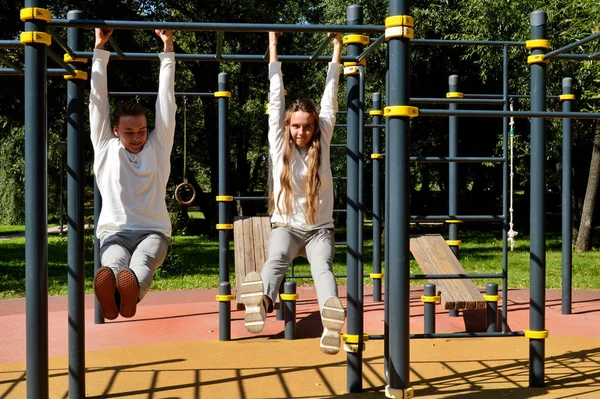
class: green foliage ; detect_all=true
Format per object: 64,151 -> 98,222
0,124 -> 25,224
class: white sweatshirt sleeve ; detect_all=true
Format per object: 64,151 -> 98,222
268,62 -> 285,157
89,49 -> 114,153
318,62 -> 341,144
153,52 -> 177,154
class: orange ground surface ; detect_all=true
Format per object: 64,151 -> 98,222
1,286 -> 599,398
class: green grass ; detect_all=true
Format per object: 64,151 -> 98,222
0,225 -> 599,300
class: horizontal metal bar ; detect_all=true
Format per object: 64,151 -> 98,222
412,39 -> 525,47
365,124 -> 385,128
552,53 -> 600,61
410,156 -> 505,163
331,143 -> 347,148
462,93 -> 561,100
332,176 -> 347,180
71,51 -> 357,63
333,209 -> 347,213
368,332 -> 525,339
232,196 -> 268,201
544,31 -> 600,59
418,109 -> 600,119
411,97 -> 505,105
410,273 -> 504,280
410,215 -> 505,221
109,91 -> 216,97
50,19 -> 385,34
0,40 -> 21,49
0,68 -> 68,76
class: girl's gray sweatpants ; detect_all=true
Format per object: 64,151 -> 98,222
261,224 -> 337,310
100,231 -> 170,300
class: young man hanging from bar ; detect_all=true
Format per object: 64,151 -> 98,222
90,28 -> 176,320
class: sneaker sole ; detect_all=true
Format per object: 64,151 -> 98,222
321,296 -> 346,355
117,269 -> 139,318
239,272 -> 265,333
94,267 -> 118,320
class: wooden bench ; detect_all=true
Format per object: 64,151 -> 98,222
409,234 -> 486,311
233,216 -> 272,310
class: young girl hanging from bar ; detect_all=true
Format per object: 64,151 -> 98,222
240,31 -> 345,355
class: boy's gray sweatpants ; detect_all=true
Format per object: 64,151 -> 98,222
100,231 -> 169,300
261,224 -> 337,310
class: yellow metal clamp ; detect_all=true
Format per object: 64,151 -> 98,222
446,219 -> 463,224
344,60 -> 367,67
385,386 -> 415,399
559,94 -> 575,101
446,92 -> 464,99
483,294 -> 500,302
64,54 -> 88,64
384,105 -> 419,118
525,39 -> 551,49
343,333 -> 370,343
20,7 -> 52,22
64,70 -> 88,81
20,31 -> 51,46
370,154 -> 384,160
421,295 -> 440,303
214,91 -> 231,98
369,110 -> 384,116
445,240 -> 462,246
527,54 -> 549,65
369,272 -> 384,278
344,343 -> 366,353
280,293 -> 299,301
216,224 -> 233,230
385,15 -> 414,28
385,26 -> 414,40
524,329 -> 549,339
216,195 -> 233,202
216,294 -> 236,301
344,66 -> 360,76
342,35 -> 370,45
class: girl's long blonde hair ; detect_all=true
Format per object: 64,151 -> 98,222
269,98 -> 322,225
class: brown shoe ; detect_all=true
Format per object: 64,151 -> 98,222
93,267 -> 118,320
117,269 -> 139,318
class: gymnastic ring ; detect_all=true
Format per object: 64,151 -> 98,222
175,182 -> 196,206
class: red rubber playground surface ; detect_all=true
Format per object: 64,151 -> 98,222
1,285 -> 599,398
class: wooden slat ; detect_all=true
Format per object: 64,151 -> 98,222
409,234 -> 485,310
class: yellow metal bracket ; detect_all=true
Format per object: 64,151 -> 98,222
216,294 -> 236,302
64,53 -> 88,64
527,54 -> 549,65
446,240 -> 462,246
446,92 -> 464,99
526,39 -> 551,49
385,26 -> 414,40
216,224 -> 233,230
343,333 -> 370,344
483,294 -> 500,302
385,15 -> 414,28
524,329 -> 549,339
20,31 -> 51,46
384,105 -> 418,118
214,91 -> 231,98
20,7 -> 52,22
385,386 -> 415,399
370,110 -> 384,116
64,70 -> 88,81
342,35 -> 370,45
446,219 -> 463,224
280,293 -> 299,301
369,272 -> 384,278
559,94 -> 575,101
344,66 -> 360,76
421,295 -> 440,303
216,195 -> 234,202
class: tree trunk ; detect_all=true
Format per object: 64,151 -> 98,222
574,123 -> 600,252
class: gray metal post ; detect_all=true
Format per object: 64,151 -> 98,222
345,4 -> 364,392
283,281 -> 297,340
357,67 -> 365,347
501,45 -> 509,333
371,93 -> 383,302
423,283 -> 436,334
386,0 -> 412,395
93,179 -> 104,324
24,0 -> 49,397
448,75 -> 459,258
217,73 -> 232,341
383,66 -> 390,384
66,9 -> 86,398
561,77 -> 573,315
529,9 -> 547,388
486,283 -> 498,333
